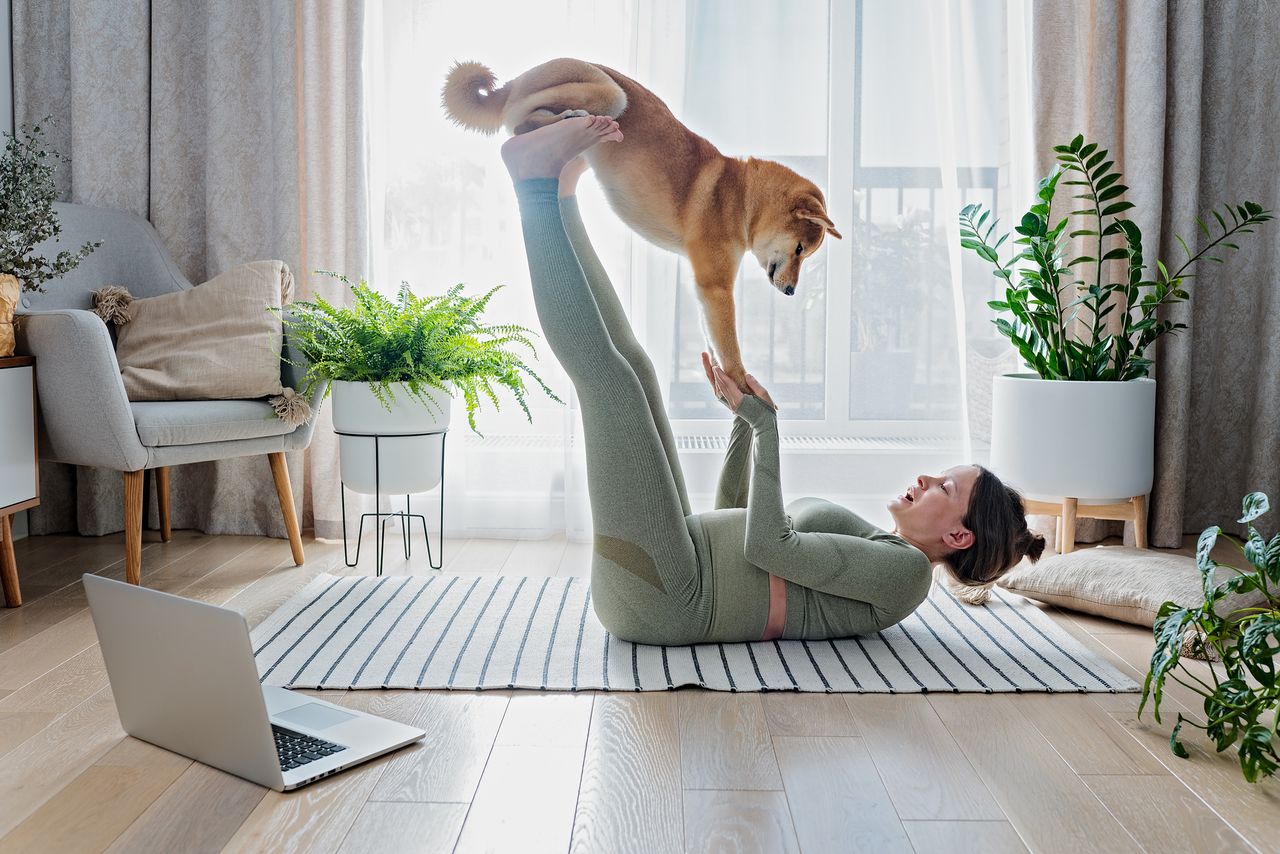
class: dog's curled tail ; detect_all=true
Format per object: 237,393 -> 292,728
441,61 -> 508,135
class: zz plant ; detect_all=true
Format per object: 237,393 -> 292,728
959,134 -> 1272,380
280,272 -> 561,433
1141,492 -> 1280,783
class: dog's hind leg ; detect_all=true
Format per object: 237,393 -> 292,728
515,108 -> 591,134
507,77 -> 628,134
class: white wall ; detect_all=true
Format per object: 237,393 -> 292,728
1,0 -> 11,136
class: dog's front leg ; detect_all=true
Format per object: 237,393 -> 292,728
690,251 -> 749,391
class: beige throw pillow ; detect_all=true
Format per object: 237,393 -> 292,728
114,260 -> 291,401
998,545 -> 1265,626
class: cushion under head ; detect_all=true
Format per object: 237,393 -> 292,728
998,545 -> 1265,627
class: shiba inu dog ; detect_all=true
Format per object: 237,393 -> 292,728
442,57 -> 841,389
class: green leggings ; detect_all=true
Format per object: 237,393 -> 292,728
515,179 -> 712,641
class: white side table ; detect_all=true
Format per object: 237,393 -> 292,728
0,356 -> 39,606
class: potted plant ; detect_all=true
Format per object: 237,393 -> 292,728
1142,491 -> 1279,783
958,134 -> 1272,512
280,273 -> 561,495
0,120 -> 99,356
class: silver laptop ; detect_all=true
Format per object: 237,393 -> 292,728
83,573 -> 425,792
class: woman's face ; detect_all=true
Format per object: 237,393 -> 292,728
886,465 -> 981,554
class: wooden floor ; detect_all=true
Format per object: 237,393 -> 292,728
0,527 -> 1276,854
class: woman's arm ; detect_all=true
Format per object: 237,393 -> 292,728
704,351 -> 754,510
735,394 -> 930,616
714,415 -> 753,509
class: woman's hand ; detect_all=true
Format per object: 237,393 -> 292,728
702,351 -> 777,414
701,351 -> 735,411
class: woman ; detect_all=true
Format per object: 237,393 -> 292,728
501,115 -> 1045,646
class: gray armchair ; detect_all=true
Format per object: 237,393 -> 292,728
15,202 -> 325,585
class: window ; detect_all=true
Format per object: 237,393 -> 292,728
654,0 -> 1017,440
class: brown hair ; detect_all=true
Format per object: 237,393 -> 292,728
942,465 -> 1045,604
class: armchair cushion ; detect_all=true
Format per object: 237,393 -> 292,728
111,260 -> 294,401
132,400 -> 296,447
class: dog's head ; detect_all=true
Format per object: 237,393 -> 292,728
750,187 -> 842,297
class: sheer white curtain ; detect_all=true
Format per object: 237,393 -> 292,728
368,0 -> 1032,539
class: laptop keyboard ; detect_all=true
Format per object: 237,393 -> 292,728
273,725 -> 347,772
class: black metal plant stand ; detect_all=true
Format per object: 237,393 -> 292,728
336,429 -> 447,576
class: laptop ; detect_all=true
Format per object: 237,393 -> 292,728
83,573 -> 425,791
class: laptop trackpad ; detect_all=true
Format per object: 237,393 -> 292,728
275,702 -> 357,730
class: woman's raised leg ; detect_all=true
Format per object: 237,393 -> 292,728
502,118 -> 708,641
556,160 -> 692,516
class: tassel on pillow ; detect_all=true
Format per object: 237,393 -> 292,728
279,264 -> 296,305
92,285 -> 134,326
269,387 -> 312,427
952,580 -> 995,606
937,566 -> 995,605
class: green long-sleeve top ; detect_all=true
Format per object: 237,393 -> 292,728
686,394 -> 932,641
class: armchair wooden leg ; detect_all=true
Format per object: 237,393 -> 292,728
1132,494 -> 1149,549
156,466 -> 172,542
124,470 -> 145,585
268,452 -> 305,566
1060,497 -> 1078,555
1,514 -> 21,607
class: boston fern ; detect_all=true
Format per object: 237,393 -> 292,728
1141,492 -> 1280,783
959,134 -> 1272,380
280,273 -> 561,432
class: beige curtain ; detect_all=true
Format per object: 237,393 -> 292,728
1031,0 -> 1280,548
13,0 -> 364,540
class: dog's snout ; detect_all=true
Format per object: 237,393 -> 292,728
784,285 -> 795,296
767,262 -> 778,280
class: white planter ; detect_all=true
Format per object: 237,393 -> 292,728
989,374 -> 1155,504
331,381 -> 452,495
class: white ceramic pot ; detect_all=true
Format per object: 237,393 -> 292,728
331,380 -> 452,495
989,374 -> 1156,504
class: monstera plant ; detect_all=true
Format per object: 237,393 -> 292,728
1142,492 -> 1280,783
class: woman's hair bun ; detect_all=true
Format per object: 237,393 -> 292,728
1023,531 -> 1047,562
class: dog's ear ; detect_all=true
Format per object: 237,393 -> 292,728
793,198 -> 843,240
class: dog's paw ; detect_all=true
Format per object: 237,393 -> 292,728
556,109 -> 591,120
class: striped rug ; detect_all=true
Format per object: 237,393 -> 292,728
251,574 -> 1138,693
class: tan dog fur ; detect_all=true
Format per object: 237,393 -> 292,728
441,57 -> 841,388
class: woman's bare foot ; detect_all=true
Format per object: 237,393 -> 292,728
558,155 -> 591,198
501,115 -> 622,184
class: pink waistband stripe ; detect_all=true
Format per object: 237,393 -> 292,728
762,573 -> 787,641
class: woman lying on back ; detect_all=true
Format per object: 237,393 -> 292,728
499,114 -> 1045,645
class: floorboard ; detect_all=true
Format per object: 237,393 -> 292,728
0,531 -> 1273,854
